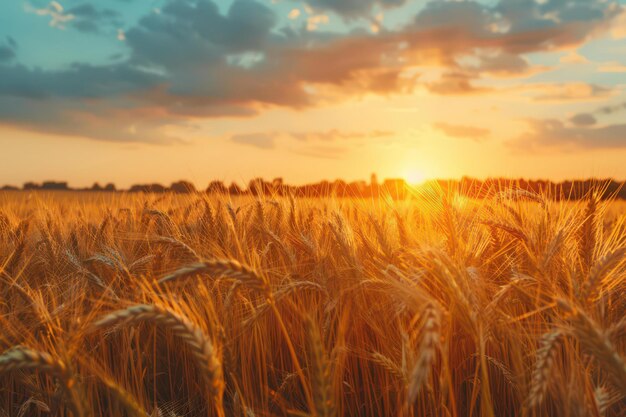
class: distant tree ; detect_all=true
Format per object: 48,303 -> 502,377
23,182 -> 40,190
248,178 -> 270,196
228,182 -> 242,195
170,180 -> 196,194
332,180 -> 348,197
1,185 -> 18,191
207,181 -> 228,194
129,183 -> 167,193
42,181 -> 68,190
103,183 -> 116,192
90,182 -> 103,191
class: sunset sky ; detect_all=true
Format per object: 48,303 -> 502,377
1,0 -> 626,188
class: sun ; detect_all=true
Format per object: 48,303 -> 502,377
403,168 -> 427,185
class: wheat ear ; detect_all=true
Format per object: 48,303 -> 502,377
527,330 -> 562,408
92,304 -> 224,413
305,316 -> 335,417
558,299 -> 626,397
0,346 -> 88,417
407,305 -> 440,404
158,260 -> 269,295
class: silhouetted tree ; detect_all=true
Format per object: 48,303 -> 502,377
228,182 -> 242,195
207,181 -> 228,194
23,182 -> 40,190
170,180 -> 196,193
41,181 -> 68,190
129,183 -> 167,193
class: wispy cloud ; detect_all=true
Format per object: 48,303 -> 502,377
510,119 -> 626,151
25,1 -> 75,30
231,133 -> 276,149
433,123 -> 490,141
531,83 -> 614,102
231,129 -> 394,157
289,129 -> 393,142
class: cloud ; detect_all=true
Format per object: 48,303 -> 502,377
304,0 -> 407,19
292,145 -> 348,159
231,133 -> 276,149
567,101 -> 626,127
569,113 -> 597,126
510,119 -> 626,150
0,37 -> 17,63
0,47 -> 15,63
25,1 -> 75,29
597,101 -> 626,115
289,129 -> 393,142
306,14 -> 330,31
3,0 -> 625,142
598,61 -> 626,73
433,123 -> 490,141
532,83 -> 613,102
65,3 -> 122,33
0,63 -> 161,99
0,95 -> 185,144
27,1 -> 122,33
425,72 -> 491,95
230,128 -> 392,154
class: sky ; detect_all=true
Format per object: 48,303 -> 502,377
1,0 -> 626,188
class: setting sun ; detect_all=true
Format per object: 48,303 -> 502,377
403,168 -> 427,185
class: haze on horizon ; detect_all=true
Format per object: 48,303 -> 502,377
1,0 -> 626,188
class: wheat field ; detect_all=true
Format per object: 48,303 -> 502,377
0,186 -> 624,417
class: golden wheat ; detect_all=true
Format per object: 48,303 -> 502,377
0,186 -> 624,416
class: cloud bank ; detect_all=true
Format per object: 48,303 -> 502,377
1,0 -> 624,143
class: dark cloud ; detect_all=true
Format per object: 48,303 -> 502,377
0,63 -> 161,99
0,37 -> 17,62
433,122 -> 490,141
569,113 -> 597,126
566,101 -> 626,128
0,47 -> 15,63
66,3 -> 122,33
231,133 -> 276,149
304,0 -> 407,18
2,0 -> 624,142
0,95 -> 184,144
597,101 -> 626,115
6,37 -> 17,49
510,119 -> 626,150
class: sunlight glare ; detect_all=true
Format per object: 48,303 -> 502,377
403,168 -> 426,185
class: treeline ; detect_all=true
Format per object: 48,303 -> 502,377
2,177 -> 625,200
